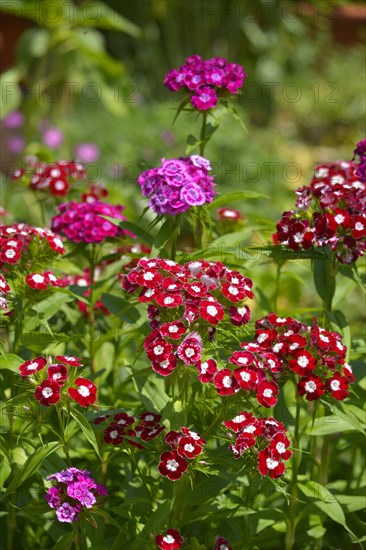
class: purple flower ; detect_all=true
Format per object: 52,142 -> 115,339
354,138 -> 366,183
137,156 -> 216,216
45,486 -> 61,509
42,127 -> 64,149
74,143 -> 100,163
56,503 -> 79,523
191,86 -> 218,111
7,136 -> 25,154
4,111 -> 24,129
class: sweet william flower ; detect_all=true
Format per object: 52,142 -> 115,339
214,536 -> 232,550
158,450 -> 188,481
68,377 -> 97,407
298,375 -> 324,401
56,502 -> 79,523
55,355 -> 82,367
213,369 -> 240,396
258,448 -> 286,479
47,364 -> 68,386
256,380 -> 279,408
19,356 -> 47,377
177,436 -> 203,459
34,379 -> 61,406
326,372 -> 349,400
155,528 -> 183,550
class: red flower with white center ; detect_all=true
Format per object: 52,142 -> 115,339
217,207 -> 242,221
43,271 -> 59,287
255,329 -> 278,347
177,436 -> 203,459
261,352 -> 283,373
195,359 -> 217,383
230,432 -> 256,458
146,338 -> 173,362
55,355 -> 82,367
262,417 -> 285,439
229,305 -> 251,326
139,258 -> 161,270
311,325 -> 336,351
229,351 -> 255,367
152,354 -> 177,376
155,528 -> 183,550
287,334 -> 307,353
158,450 -> 188,481
233,366 -> 259,390
183,282 -> 208,298
161,277 -> 182,292
139,412 -> 162,424
224,270 -> 244,284
268,432 -> 292,460
135,270 -> 162,288
180,427 -> 206,445
221,283 -> 246,302
186,260 -> 209,277
160,259 -> 181,272
0,274 -> 10,294
19,356 -> 47,377
350,215 -> 366,238
342,362 -> 355,383
25,273 -> 49,290
137,423 -> 165,441
326,373 -> 349,400
256,380 -> 279,407
139,287 -> 158,302
199,300 -> 224,325
214,536 -> 232,550
47,235 -> 65,254
164,430 -> 182,448
223,412 -> 255,433
183,302 -> 199,323
289,350 -> 317,375
155,292 -> 183,308
68,377 -> 97,407
177,337 -> 202,365
113,412 -> 135,427
298,375 -> 324,401
0,247 -> 21,264
47,364 -> 68,386
258,449 -> 286,479
160,321 -> 187,339
34,380 -> 61,407
104,423 -> 125,445
213,369 -> 240,396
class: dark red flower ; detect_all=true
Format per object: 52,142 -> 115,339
177,436 -> 203,459
268,432 -> 292,460
213,369 -> 239,396
152,354 -> 177,376
326,372 -> 349,400
155,292 -> 183,308
160,321 -> 187,340
113,412 -> 135,427
158,450 -> 188,481
256,380 -> 279,407
288,350 -> 317,375
258,448 -> 286,479
104,423 -> 125,445
55,355 -> 82,367
177,337 -> 202,365
146,338 -> 173,362
195,359 -> 217,383
25,273 -> 49,290
214,536 -> 232,550
228,305 -> 250,326
298,375 -> 324,401
47,364 -> 68,386
19,356 -> 47,377
233,366 -> 258,390
199,300 -> 224,325
34,379 -> 61,406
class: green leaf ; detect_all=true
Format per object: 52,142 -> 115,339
298,481 -> 356,537
118,221 -> 154,246
337,494 -> 366,513
224,103 -> 248,131
5,441 -> 62,495
70,409 -> 102,461
313,257 -> 337,309
51,532 -> 74,550
0,451 -> 11,490
100,293 -> 141,323
0,354 -> 23,373
151,218 -> 177,256
306,418 -> 360,436
207,190 -> 269,210
141,500 -> 171,534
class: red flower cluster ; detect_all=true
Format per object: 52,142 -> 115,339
217,313 -> 352,405
12,160 -> 86,197
18,355 -> 96,408
26,271 -> 62,290
223,411 -> 292,479
274,160 -> 365,263
158,427 -> 206,481
0,223 -> 64,266
155,528 -> 183,550
121,258 -> 253,377
94,411 -> 165,448
0,273 -> 10,310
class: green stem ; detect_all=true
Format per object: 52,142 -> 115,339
273,262 -> 283,311
174,475 -> 188,524
56,408 -> 71,465
73,521 -> 81,550
6,493 -> 16,550
199,112 -> 207,156
285,391 -> 301,550
88,260 -> 96,373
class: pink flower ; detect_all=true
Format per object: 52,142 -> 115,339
42,127 -> 64,149
74,143 -> 100,163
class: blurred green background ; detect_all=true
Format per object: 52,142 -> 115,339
0,0 -> 365,327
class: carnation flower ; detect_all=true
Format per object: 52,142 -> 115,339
68,377 -> 97,407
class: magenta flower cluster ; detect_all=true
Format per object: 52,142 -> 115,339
45,468 -> 107,523
354,138 -> 366,183
51,200 -> 129,243
137,156 -> 215,216
164,55 -> 246,110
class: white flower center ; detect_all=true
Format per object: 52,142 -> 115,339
154,345 -> 164,355
334,214 -> 345,224
110,430 -> 118,439
184,444 -> 194,453
42,387 -> 53,398
305,381 -> 317,393
163,535 -> 175,544
330,380 -> 340,391
240,372 -> 251,382
355,222 -> 364,230
297,355 -> 309,368
222,376 -> 232,388
166,459 -> 178,471
164,297 -> 174,305
263,389 -> 273,397
232,415 -> 245,423
143,272 -> 154,281
228,285 -> 239,295
169,326 -> 179,333
207,305 -> 218,316
33,274 -> 44,283
78,385 -> 90,397
185,347 -> 195,358
276,442 -> 286,453
266,458 -> 279,469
